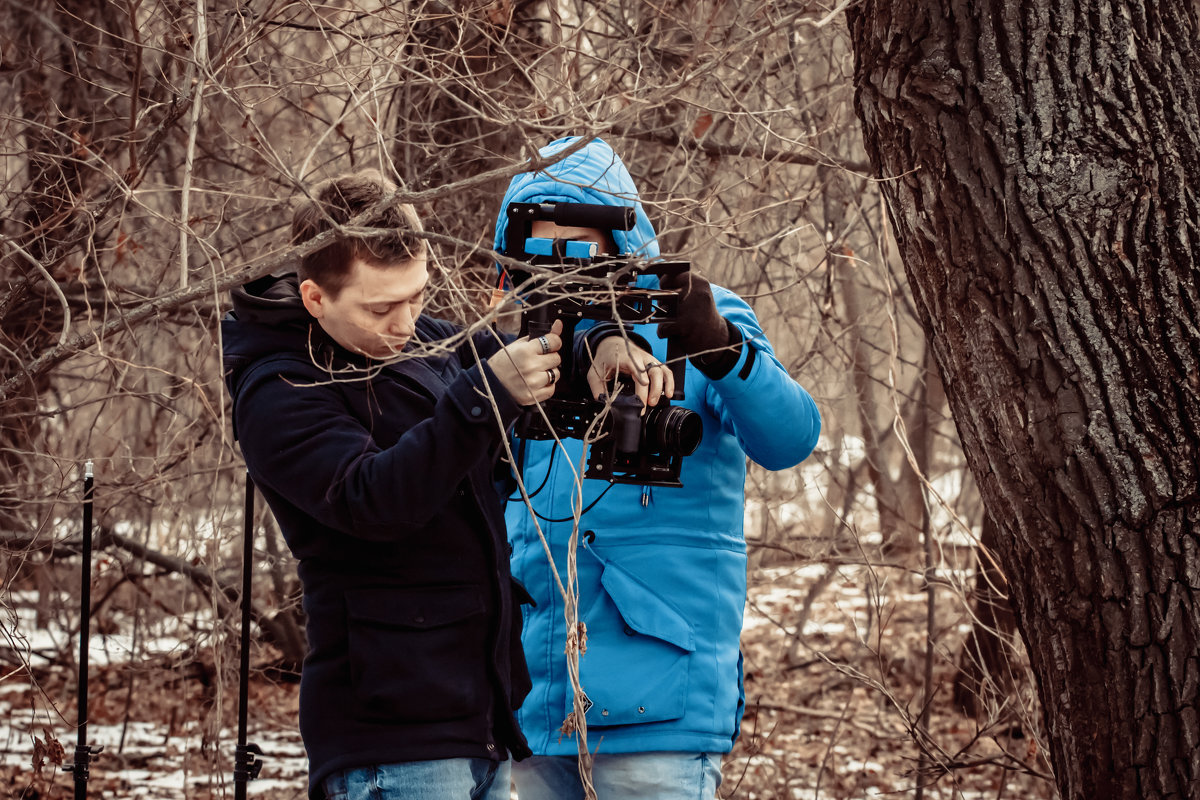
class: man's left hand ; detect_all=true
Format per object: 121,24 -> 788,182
588,336 -> 675,411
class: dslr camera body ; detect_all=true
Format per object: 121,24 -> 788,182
502,201 -> 702,487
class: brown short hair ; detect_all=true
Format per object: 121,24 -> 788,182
292,169 -> 425,296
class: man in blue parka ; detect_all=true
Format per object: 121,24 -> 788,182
495,138 -> 822,799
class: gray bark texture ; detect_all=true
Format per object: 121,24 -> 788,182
846,2 -> 1200,798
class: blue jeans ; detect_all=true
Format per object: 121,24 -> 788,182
512,752 -> 722,800
322,758 -> 511,800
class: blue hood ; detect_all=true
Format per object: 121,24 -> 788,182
494,137 -> 661,284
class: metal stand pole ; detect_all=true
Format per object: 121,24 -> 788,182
234,472 -> 263,799
63,461 -> 103,798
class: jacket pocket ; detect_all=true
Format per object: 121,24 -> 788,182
345,585 -> 488,723
577,559 -> 696,727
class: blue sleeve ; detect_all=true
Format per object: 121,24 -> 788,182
704,287 -> 821,470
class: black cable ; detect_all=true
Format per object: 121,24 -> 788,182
530,481 -> 617,523
509,440 -> 557,503
509,441 -> 619,521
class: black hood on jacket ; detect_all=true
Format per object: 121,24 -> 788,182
222,271 -> 315,397
222,270 -> 469,403
232,271 -> 307,326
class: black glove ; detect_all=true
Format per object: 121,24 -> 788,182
657,271 -> 742,379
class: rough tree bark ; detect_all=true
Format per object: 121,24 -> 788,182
952,512 -> 1018,720
847,3 -> 1199,799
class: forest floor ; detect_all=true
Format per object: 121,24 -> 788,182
1,561 -> 1056,800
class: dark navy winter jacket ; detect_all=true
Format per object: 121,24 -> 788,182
222,272 -> 535,798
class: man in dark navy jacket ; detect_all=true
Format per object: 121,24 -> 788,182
222,170 -> 660,800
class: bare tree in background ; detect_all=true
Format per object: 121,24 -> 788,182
0,1 -> 1050,797
849,1 -> 1200,798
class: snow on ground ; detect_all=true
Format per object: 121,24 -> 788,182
1,488 -> 1051,800
2,560 -> 1051,799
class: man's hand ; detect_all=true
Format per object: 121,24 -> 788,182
488,319 -> 564,406
657,271 -> 730,358
588,335 -> 674,411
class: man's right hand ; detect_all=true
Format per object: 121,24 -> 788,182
487,319 -> 564,406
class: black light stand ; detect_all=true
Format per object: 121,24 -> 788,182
234,472 -> 264,799
63,460 -> 103,799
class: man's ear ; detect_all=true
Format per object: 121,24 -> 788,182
299,279 -> 325,319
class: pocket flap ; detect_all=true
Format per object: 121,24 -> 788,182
511,576 -> 537,607
346,585 -> 486,630
599,561 -> 696,652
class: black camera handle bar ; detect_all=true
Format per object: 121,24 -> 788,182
503,201 -> 688,405
62,463 -> 264,797
503,201 -> 703,487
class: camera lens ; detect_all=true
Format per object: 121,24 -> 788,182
647,406 -> 702,456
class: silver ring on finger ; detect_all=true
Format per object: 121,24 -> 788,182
537,335 -> 551,355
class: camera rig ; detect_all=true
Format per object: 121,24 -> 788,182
502,201 -> 702,487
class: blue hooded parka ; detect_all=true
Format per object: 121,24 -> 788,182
495,138 -> 821,756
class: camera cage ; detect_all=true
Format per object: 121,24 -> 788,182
502,201 -> 702,487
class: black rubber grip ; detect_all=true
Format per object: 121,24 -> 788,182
548,202 -> 636,230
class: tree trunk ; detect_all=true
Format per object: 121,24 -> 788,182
952,512 -> 1018,720
847,3 -> 1200,799
839,227 -> 926,554
1,0 -> 154,527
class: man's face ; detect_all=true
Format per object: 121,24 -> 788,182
300,254 -> 429,359
529,220 -> 615,255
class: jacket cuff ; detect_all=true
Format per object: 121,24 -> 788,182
690,319 -> 743,380
449,361 -> 524,430
706,325 -> 761,398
